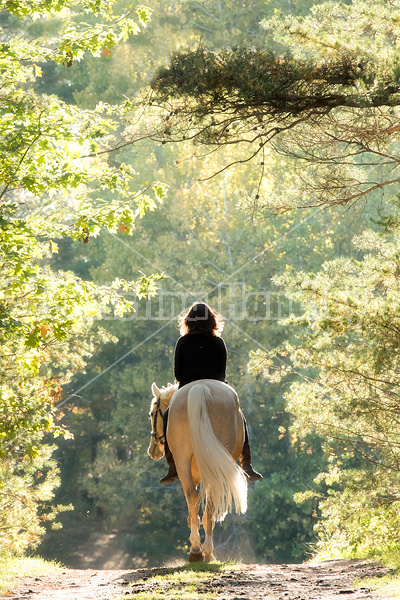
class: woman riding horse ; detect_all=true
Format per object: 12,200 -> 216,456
160,301 -> 262,484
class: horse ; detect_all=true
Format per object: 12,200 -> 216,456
148,379 -> 247,562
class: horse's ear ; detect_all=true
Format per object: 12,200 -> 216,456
152,382 -> 161,397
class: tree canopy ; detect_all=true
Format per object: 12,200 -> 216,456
148,0 -> 400,210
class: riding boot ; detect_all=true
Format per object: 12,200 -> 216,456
159,441 -> 178,484
240,441 -> 263,481
160,408 -> 179,484
240,417 -> 263,481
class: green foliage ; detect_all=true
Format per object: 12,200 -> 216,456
0,445 -> 72,555
314,471 -> 400,561
251,207 -> 400,558
3,1 -> 152,64
0,0 -> 165,555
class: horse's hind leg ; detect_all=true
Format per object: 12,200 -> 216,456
202,496 -> 216,562
179,468 -> 204,562
187,487 -> 204,562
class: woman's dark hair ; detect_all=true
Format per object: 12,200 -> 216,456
179,302 -> 224,336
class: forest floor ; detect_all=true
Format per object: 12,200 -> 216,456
5,559 -> 395,600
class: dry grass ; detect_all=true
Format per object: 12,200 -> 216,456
0,555 -> 62,595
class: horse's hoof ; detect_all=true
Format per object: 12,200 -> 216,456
204,553 -> 216,562
189,549 -> 204,563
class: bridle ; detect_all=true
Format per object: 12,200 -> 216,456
150,395 -> 165,445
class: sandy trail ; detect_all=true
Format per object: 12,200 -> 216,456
7,559 -> 392,600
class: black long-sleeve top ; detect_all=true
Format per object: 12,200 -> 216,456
174,334 -> 227,388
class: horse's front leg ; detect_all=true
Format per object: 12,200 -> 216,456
202,495 -> 216,562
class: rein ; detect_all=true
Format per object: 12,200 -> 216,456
151,395 -> 165,445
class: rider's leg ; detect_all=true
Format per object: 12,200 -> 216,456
160,407 -> 179,484
240,416 -> 263,481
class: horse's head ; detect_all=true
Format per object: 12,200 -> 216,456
148,381 -> 178,460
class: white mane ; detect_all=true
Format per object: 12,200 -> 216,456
160,382 -> 178,403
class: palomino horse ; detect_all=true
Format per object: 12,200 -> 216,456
148,379 -> 247,562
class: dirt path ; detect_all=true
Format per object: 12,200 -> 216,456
7,560 -> 393,600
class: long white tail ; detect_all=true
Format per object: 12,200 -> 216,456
187,384 -> 247,522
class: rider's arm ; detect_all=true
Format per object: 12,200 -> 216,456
217,336 -> 228,380
174,336 -> 185,382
